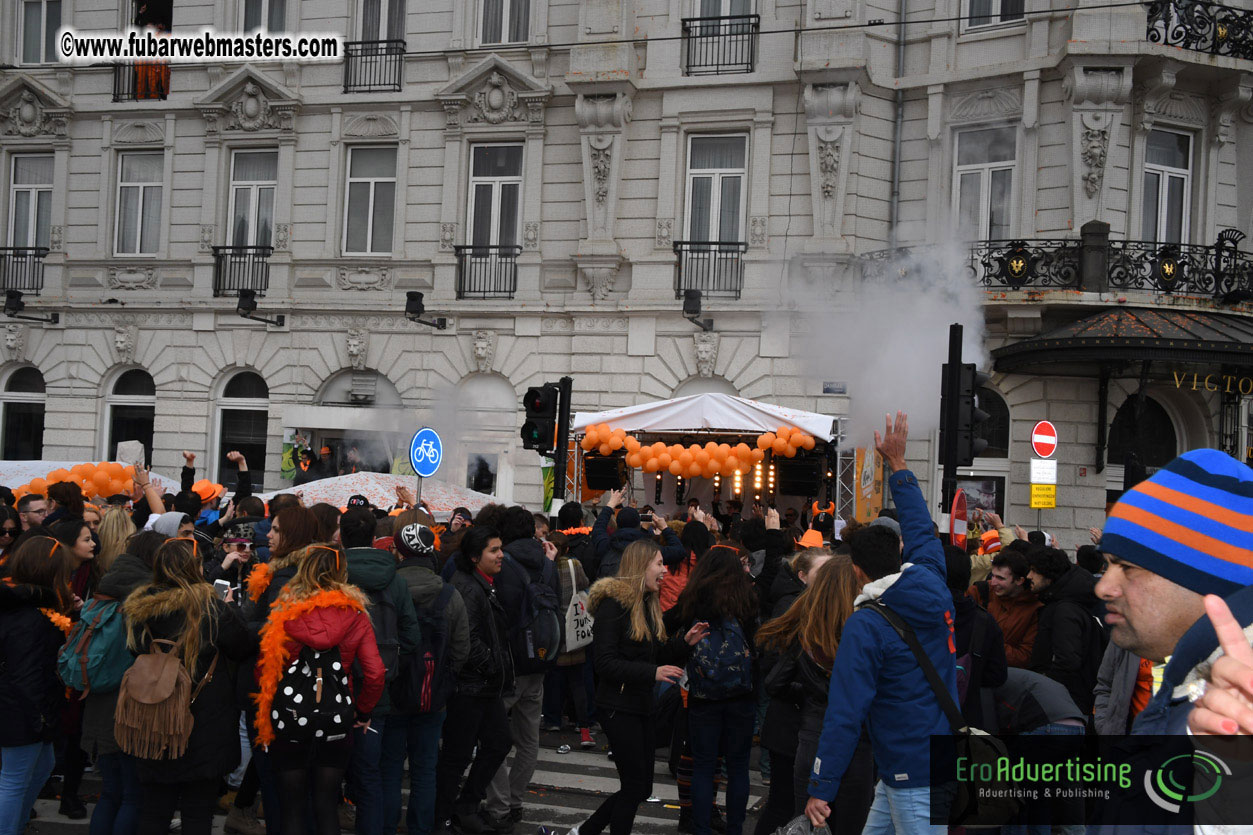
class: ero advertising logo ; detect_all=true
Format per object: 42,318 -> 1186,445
1144,751 -> 1231,814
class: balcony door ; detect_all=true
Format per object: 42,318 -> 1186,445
228,150 -> 277,248
685,135 -> 746,246
1141,130 -> 1192,245
697,0 -> 751,17
467,144 -> 522,252
8,155 -> 52,249
360,0 -> 405,40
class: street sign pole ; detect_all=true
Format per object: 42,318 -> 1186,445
549,376 -> 573,531
941,323 -> 964,511
408,428 -> 443,512
415,475 -> 423,506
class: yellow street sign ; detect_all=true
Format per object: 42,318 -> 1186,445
1030,484 -> 1056,509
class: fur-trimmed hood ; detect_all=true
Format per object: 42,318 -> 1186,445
122,583 -> 214,625
588,576 -> 638,617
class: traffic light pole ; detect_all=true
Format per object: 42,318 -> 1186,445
941,323 -> 963,511
553,376 -> 573,508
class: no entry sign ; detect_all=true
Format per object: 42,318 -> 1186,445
1031,421 -> 1058,459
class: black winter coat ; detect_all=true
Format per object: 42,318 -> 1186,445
497,538 -> 561,636
123,586 -> 258,783
0,584 -> 67,747
587,577 -> 691,716
448,568 -> 514,699
766,565 -> 805,619
1029,565 -> 1106,714
951,591 -> 1008,730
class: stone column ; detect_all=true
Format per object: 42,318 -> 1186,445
802,80 -> 859,252
573,92 -> 632,303
1064,62 -> 1132,231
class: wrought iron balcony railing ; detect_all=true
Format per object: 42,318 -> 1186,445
860,228 -> 1253,302
1146,0 -> 1253,61
455,244 -> 521,300
673,241 -> 747,300
343,40 -> 405,93
0,247 -> 49,294
212,245 -> 273,297
113,62 -> 169,102
680,15 -> 760,75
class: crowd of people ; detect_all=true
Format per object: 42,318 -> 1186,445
1,412 -> 1252,835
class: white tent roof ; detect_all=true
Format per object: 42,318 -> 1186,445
573,393 -> 838,441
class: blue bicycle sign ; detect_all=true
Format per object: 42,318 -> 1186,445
409,428 -> 443,478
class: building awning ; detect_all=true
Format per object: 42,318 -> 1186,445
992,308 -> 1253,376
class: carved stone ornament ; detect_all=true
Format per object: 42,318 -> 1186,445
112,121 -> 165,145
274,223 -> 290,251
656,218 -> 674,249
523,222 -> 540,251
336,266 -> 392,291
107,267 -> 157,290
590,142 -> 611,205
750,216 -> 768,248
48,226 -> 63,252
1079,112 -> 1110,199
1,90 -> 68,138
1213,76 -> 1253,147
346,328 -> 369,371
231,83 -> 272,131
694,331 -> 720,378
817,137 -> 840,199
343,114 -> 400,137
3,325 -> 26,362
112,324 -> 138,364
574,94 -> 632,131
804,83 -> 859,123
950,87 -> 1023,121
471,330 -> 497,373
440,223 -> 458,251
199,224 -> 215,252
584,267 -> 617,302
471,73 -> 522,124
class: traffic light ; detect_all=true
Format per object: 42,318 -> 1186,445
521,383 -> 560,454
940,363 -> 991,468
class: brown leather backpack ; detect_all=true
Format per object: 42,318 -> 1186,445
114,638 -> 218,760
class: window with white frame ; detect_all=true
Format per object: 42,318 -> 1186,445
229,150 -> 278,248
965,0 -> 1024,28
1141,129 -> 1192,245
8,155 -> 52,249
696,0 -> 752,17
242,0 -> 285,32
107,369 -> 156,463
216,371 -> 269,490
685,135 -> 747,244
343,147 -> 396,255
115,153 -> 164,256
954,127 -> 1015,241
361,0 -> 405,40
480,0 -> 528,44
19,0 -> 61,64
467,144 -> 523,249
1,367 -> 44,460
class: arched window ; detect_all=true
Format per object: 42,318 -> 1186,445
673,376 -> 739,397
974,387 -> 1010,458
107,369 -> 155,463
217,371 -> 269,490
1108,395 -> 1178,469
0,367 -> 45,459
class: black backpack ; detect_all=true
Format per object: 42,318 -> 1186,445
270,645 -> 355,744
508,556 -> 562,675
361,587 -> 401,683
390,584 -> 456,714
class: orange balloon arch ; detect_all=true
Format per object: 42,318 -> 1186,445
579,423 -> 816,480
11,461 -> 136,504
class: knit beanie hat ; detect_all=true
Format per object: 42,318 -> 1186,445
396,523 -> 437,561
868,516 -> 901,537
1102,448 -> 1253,597
616,507 -> 641,529
151,512 -> 189,538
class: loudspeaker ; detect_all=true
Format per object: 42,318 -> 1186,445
775,458 -> 823,496
584,455 -> 627,490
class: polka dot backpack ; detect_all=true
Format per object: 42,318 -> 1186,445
270,644 -> 355,744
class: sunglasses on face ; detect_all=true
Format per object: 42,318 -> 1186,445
0,527 -> 16,536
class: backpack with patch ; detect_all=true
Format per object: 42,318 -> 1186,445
361,588 -> 401,683
391,584 -> 456,714
58,595 -> 133,695
687,617 -> 753,701
114,638 -> 218,760
270,644 -> 355,744
509,556 -> 563,675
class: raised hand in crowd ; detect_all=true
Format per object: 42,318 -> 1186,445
541,538 -> 558,561
182,450 -> 196,467
684,620 -> 711,646
764,507 -> 780,530
1014,524 -> 1029,541
873,410 -> 909,471
1090,526 -> 1103,546
226,450 -> 248,471
1188,594 -> 1253,735
605,488 -> 626,509
395,484 -> 416,509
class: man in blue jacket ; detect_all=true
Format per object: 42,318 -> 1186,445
805,412 -> 957,834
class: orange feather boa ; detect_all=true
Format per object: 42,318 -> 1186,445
251,588 -> 367,747
246,562 -> 274,602
558,527 -> 592,536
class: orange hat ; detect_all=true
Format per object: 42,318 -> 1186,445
192,479 -> 225,505
798,529 -> 826,549
979,529 -> 1002,556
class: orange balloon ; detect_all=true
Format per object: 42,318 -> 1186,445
703,442 -> 719,457
597,423 -> 611,437
106,462 -> 124,479
643,457 -> 660,474
701,461 -> 718,478
123,480 -> 134,495
625,437 -> 641,453
802,435 -> 816,451
599,443 -> 613,457
651,442 -> 666,456
718,443 -> 733,460
611,428 -> 626,440
687,463 -> 703,479
122,465 -> 135,480
626,453 -> 642,468
720,459 -> 738,478
608,436 -> 624,452
772,437 -> 789,455
82,464 -> 97,480
107,479 -> 125,496
678,451 -> 694,467
694,450 -> 710,467
784,444 -> 798,458
752,449 -> 766,463
48,468 -> 71,484
28,478 -> 47,494
757,433 -> 776,451
658,453 -> 673,469
669,460 -> 684,476
670,445 -> 684,459
734,443 -> 752,460
70,463 -> 88,478
581,435 -> 596,452
777,426 -> 793,442
93,470 -> 111,491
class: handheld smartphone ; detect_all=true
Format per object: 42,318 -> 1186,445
213,579 -> 232,601
640,512 -> 653,524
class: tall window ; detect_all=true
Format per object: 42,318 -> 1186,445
343,147 -> 396,255
361,0 -> 405,40
107,369 -> 156,464
243,0 -> 285,31
20,0 -> 61,64
0,367 -> 44,459
115,153 -> 163,255
1108,395 -> 1178,470
698,0 -> 751,16
966,0 -> 1023,28
954,127 -> 1015,240
480,0 -> 528,44
8,155 -> 52,249
1141,130 -> 1192,245
217,371 -> 269,490
229,151 -> 277,247
685,135 -> 747,243
467,144 -> 523,249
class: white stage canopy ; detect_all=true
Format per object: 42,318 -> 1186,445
573,393 -> 838,442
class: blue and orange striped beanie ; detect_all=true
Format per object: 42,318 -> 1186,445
1102,449 -> 1253,597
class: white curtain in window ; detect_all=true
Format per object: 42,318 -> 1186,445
244,0 -> 262,29
387,0 -> 405,39
140,186 -> 161,252
481,0 -> 503,42
362,0 -> 382,40
232,188 -> 252,246
22,1 -> 42,63
718,177 -> 741,242
233,151 -> 278,182
498,183 -> 519,246
1141,173 -> 1160,242
346,182 -> 371,252
371,181 -> 395,252
350,148 -> 396,178
690,136 -> 746,169
268,0 -> 285,32
14,157 -> 53,185
689,177 -> 712,240
507,0 -> 528,42
43,1 -> 60,61
471,184 -> 493,246
11,193 -> 31,247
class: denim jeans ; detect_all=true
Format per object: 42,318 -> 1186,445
862,781 -> 950,835
0,741 -> 55,835
351,715 -> 387,835
226,714 -> 252,790
689,696 -> 755,835
1002,722 -> 1086,835
380,711 -> 445,835
90,752 -> 141,835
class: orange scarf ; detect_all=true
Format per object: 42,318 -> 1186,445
246,562 -> 275,602
252,589 -> 367,747
41,608 -> 71,636
558,527 -> 592,536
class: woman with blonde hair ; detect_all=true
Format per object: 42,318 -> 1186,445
253,544 -> 385,835
121,537 -> 257,835
754,556 -> 872,835
96,506 -> 137,575
572,540 -> 709,835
